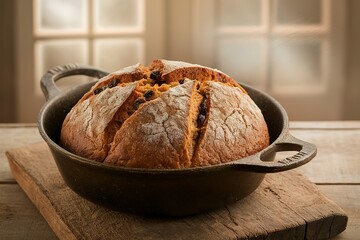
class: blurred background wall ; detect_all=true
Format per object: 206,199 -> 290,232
0,0 -> 359,123
344,0 -> 360,119
0,0 -> 16,122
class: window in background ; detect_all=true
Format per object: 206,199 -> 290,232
193,0 -> 345,120
213,0 -> 329,93
16,0 -> 164,122
33,0 -> 145,94
15,0 -> 345,122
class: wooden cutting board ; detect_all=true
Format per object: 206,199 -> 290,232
6,142 -> 347,240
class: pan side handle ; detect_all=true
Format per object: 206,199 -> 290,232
40,64 -> 109,101
232,133 -> 317,173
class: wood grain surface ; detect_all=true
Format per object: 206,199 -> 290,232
1,122 -> 360,239
0,124 -> 42,182
319,186 -> 360,240
6,142 -> 348,240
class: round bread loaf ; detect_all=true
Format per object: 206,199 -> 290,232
60,59 -> 270,168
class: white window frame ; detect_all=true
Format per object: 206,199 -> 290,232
33,0 -> 146,95
16,0 -> 165,122
192,0 -> 346,120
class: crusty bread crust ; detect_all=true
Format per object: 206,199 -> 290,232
150,59 -> 246,92
104,80 -> 197,168
191,82 -> 269,166
60,83 -> 136,161
60,59 -> 270,168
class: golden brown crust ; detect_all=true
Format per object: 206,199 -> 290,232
150,59 -> 246,92
191,82 -> 270,167
104,81 -> 198,168
60,59 -> 270,168
81,63 -> 147,100
60,83 -> 137,161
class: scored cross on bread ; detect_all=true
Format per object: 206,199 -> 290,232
60,59 -> 270,169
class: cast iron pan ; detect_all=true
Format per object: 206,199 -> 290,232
38,64 -> 317,216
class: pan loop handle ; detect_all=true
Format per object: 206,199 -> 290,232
233,133 -> 317,173
40,63 -> 109,101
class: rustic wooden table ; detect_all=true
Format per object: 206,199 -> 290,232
0,122 -> 359,239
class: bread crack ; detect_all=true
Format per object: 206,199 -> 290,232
102,78 -> 184,160
189,82 -> 211,166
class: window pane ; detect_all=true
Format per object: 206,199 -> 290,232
94,0 -> 144,33
216,37 -> 266,87
35,0 -> 87,34
35,39 -> 89,94
93,38 -> 144,72
216,0 -> 262,27
271,38 -> 322,90
274,0 -> 321,25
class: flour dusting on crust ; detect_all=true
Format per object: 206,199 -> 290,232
60,83 -> 136,161
104,81 -> 195,168
192,82 -> 269,166
60,59 -> 270,168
